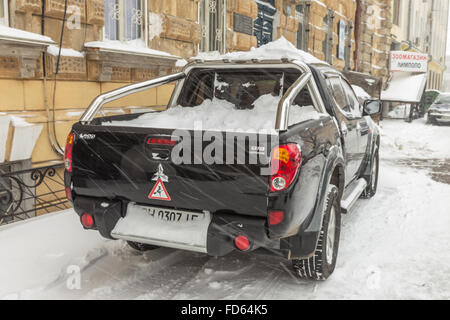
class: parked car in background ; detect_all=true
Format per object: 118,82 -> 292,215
427,93 -> 450,125
424,89 -> 441,114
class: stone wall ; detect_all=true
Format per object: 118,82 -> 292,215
356,0 -> 392,85
148,0 -> 202,58
227,0 -> 258,51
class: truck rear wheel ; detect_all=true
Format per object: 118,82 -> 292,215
127,241 -> 160,252
292,185 -> 341,280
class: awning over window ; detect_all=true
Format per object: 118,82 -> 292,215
381,72 -> 427,103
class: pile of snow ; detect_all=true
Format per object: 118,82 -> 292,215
84,40 -> 178,59
193,37 -> 325,65
380,118 -> 450,159
0,211 -> 107,299
104,94 -> 325,132
0,25 -> 54,44
47,45 -> 84,58
176,59 -> 188,67
105,95 -> 280,132
352,85 -> 371,101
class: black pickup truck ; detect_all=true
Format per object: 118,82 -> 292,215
64,59 -> 381,280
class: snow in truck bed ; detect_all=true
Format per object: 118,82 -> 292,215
101,38 -> 329,132
103,94 -> 327,133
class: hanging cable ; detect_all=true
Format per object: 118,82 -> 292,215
48,0 -> 70,156
41,0 -> 64,157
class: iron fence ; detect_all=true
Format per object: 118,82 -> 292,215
0,162 -> 70,225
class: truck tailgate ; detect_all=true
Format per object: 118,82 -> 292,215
71,124 -> 276,218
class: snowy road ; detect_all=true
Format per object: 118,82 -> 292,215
1,119 -> 449,300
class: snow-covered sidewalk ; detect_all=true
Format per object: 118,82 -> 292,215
1,119 -> 449,300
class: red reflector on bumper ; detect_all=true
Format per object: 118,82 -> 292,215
269,210 -> 284,226
81,213 -> 94,229
234,235 -> 250,251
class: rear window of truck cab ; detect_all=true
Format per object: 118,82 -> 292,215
177,68 -> 303,109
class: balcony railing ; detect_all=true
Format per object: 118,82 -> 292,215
0,162 -> 70,225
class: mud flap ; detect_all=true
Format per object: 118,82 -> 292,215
282,232 -> 319,259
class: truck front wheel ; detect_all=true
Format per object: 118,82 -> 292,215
292,185 -> 341,280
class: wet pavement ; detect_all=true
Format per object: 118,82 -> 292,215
386,158 -> 450,185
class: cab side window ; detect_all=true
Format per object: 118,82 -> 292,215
288,87 -> 318,127
340,79 -> 362,118
326,77 -> 351,114
293,87 -> 313,106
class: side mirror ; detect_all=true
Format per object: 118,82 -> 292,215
363,99 -> 382,116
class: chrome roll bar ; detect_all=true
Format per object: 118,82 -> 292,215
275,72 -> 311,130
79,59 -> 326,131
80,72 -> 186,124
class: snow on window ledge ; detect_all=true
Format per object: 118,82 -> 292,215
47,45 -> 85,58
0,25 -> 55,46
84,39 -> 180,60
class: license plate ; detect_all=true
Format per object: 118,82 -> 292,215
112,203 -> 211,253
140,206 -> 205,223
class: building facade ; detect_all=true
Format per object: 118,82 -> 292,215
390,0 -> 449,91
354,0 -> 392,84
443,55 -> 450,92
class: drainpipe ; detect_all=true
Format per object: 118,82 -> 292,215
42,0 -> 65,157
354,0 -> 361,72
407,0 -> 412,42
223,0 -> 227,54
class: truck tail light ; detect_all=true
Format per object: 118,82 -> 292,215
269,210 -> 284,225
64,131 -> 74,173
65,187 -> 73,201
270,144 -> 302,192
147,138 -> 178,146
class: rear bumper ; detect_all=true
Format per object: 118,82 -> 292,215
73,196 -> 281,257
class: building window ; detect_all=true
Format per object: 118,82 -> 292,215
199,0 -> 226,52
104,0 -> 143,41
0,0 -> 9,26
393,0 -> 401,25
295,4 -> 310,51
322,10 -> 334,63
254,0 -> 276,47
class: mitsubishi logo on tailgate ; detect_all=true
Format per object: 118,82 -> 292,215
152,164 -> 168,182
148,164 -> 171,201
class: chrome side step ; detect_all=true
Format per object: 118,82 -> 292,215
341,178 -> 368,213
